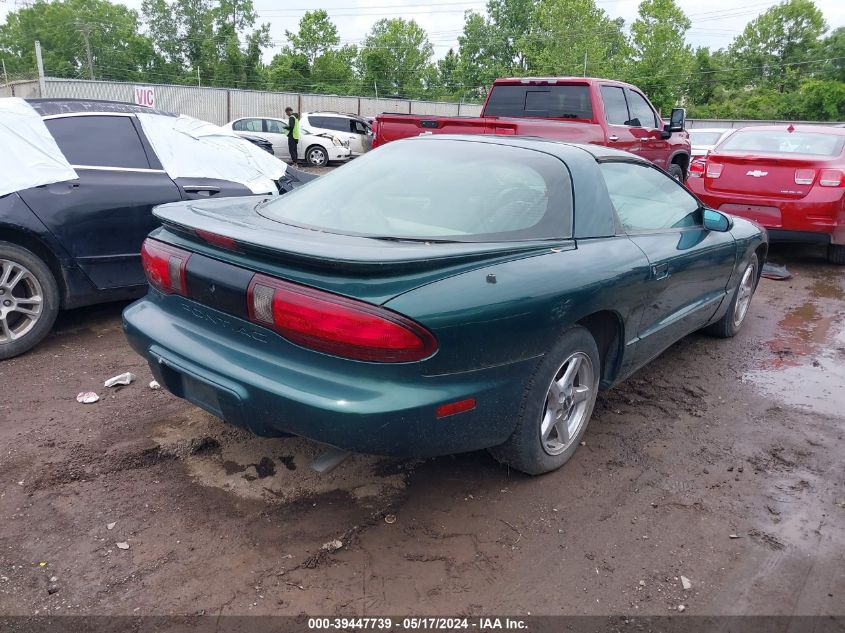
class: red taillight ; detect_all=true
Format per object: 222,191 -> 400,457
706,162 -> 723,179
819,169 -> 843,187
140,238 -> 191,294
794,169 -> 816,185
689,157 -> 706,177
195,229 -> 238,250
436,398 -> 477,419
247,274 -> 437,362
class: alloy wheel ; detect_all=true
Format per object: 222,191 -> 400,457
0,259 -> 44,344
308,148 -> 327,166
732,261 -> 757,328
540,352 -> 595,456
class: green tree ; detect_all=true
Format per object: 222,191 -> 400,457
817,27 -> 845,82
0,0 -> 159,80
791,78 -> 845,119
141,0 -> 269,87
456,11 -> 502,100
628,0 -> 692,113
285,9 -> 339,67
359,18 -> 434,98
727,0 -> 827,92
524,0 -> 629,79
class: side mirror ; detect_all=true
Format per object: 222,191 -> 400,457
669,108 -> 686,132
703,208 -> 732,232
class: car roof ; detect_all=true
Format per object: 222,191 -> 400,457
690,128 -> 732,133
493,76 -> 641,91
404,133 -> 650,164
27,98 -> 175,118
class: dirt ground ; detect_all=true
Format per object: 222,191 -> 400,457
0,244 -> 843,618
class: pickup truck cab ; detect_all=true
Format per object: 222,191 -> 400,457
373,77 -> 691,179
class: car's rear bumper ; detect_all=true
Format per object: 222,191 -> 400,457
122,293 -> 535,456
687,181 -> 845,245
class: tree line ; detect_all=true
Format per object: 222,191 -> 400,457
1,0 -> 843,120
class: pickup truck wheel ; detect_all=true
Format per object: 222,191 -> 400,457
305,145 -> 328,167
0,242 -> 60,360
668,163 -> 685,181
489,325 -> 600,475
705,254 -> 759,338
828,244 -> 845,265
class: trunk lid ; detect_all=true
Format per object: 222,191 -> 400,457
706,152 -> 835,199
152,196 -> 572,305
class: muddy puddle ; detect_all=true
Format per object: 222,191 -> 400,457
152,407 -> 413,505
743,272 -> 845,417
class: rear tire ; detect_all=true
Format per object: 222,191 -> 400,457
0,242 -> 60,360
828,244 -> 845,265
705,253 -> 758,338
305,145 -> 328,167
488,325 -> 600,475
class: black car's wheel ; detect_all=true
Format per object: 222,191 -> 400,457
305,145 -> 328,167
0,242 -> 60,360
667,163 -> 685,181
705,253 -> 759,338
489,325 -> 600,475
828,244 -> 845,265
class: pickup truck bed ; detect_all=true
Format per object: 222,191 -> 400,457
372,77 -> 691,178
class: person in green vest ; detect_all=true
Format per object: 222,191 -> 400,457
284,107 -> 301,167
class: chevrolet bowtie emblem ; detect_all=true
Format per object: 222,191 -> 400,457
746,170 -> 768,177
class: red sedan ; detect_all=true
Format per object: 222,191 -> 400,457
686,125 -> 845,264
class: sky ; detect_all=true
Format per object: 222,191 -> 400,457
1,0 -> 844,61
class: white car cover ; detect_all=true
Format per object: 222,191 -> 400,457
0,98 -> 78,198
135,113 -> 287,195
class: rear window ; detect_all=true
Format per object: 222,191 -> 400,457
719,130 -> 845,157
484,84 -> 593,120
689,130 -> 725,145
259,139 -> 573,242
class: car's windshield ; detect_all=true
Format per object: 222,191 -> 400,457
259,139 -> 573,242
689,131 -> 724,146
719,130 -> 845,156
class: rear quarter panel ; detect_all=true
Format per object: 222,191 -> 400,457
385,237 -> 651,377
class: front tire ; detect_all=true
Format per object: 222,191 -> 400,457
705,253 -> 759,338
305,145 -> 328,167
0,242 -> 60,360
489,325 -> 600,475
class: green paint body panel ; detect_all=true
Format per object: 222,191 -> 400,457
122,137 -> 767,457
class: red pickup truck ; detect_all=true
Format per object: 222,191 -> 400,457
373,77 -> 692,180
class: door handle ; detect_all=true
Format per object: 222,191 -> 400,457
652,262 -> 670,280
608,135 -> 620,142
183,185 -> 221,196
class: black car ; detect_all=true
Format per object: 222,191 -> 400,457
0,99 -> 315,359
240,133 -> 274,153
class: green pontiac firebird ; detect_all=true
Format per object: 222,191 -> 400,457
123,135 -> 766,475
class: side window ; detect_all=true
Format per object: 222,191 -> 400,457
233,118 -> 262,133
600,86 -> 629,126
323,117 -> 347,132
351,120 -> 369,134
600,162 -> 701,232
308,116 -> 327,129
265,119 -> 287,134
45,116 -> 150,169
626,91 -> 659,129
